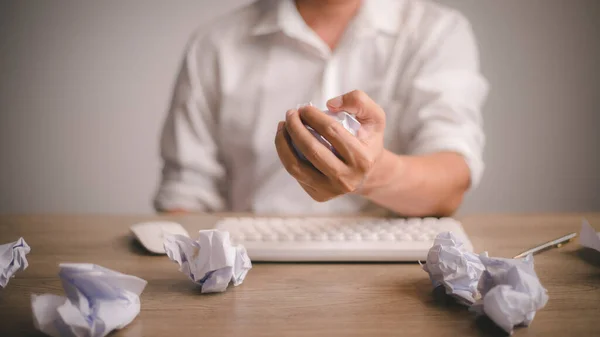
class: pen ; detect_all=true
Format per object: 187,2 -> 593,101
513,232 -> 578,259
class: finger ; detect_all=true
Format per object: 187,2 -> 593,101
326,90 -> 386,131
299,182 -> 337,202
298,105 -> 369,165
274,122 -> 330,188
285,109 -> 347,178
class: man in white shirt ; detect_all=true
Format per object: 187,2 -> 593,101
154,0 -> 488,216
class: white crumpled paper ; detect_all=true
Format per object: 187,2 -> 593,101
579,218 -> 600,252
31,263 -> 147,337
292,103 -> 361,160
470,255 -> 548,335
422,232 -> 485,305
0,237 -> 31,288
422,232 -> 548,335
163,229 -> 252,293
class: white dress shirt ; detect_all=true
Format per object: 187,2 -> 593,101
154,0 -> 488,215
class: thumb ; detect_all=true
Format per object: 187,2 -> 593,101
326,90 -> 386,129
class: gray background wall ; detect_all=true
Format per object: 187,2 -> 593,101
0,0 -> 598,215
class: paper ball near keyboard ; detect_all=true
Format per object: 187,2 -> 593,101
292,110 -> 361,160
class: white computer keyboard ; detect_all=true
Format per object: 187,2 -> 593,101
214,217 -> 473,262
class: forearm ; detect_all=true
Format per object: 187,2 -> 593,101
358,150 -> 472,217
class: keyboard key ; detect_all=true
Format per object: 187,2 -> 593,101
262,233 -> 278,242
414,234 -> 430,241
348,233 -> 362,241
245,233 -> 262,242
279,233 -> 294,242
329,233 -> 345,241
295,233 -> 311,242
362,233 -> 378,241
395,233 -> 412,241
379,233 -> 395,241
312,233 -> 328,241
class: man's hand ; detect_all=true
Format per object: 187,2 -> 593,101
274,90 -> 386,202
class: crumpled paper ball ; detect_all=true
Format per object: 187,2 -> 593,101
291,103 -> 361,160
0,237 -> 31,288
31,263 -> 147,337
164,229 -> 252,293
422,232 -> 485,305
470,254 -> 548,335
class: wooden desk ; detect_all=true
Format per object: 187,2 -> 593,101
1,213 -> 599,336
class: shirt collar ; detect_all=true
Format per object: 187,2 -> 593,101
250,0 -> 399,37
356,0 -> 399,36
250,0 -> 283,36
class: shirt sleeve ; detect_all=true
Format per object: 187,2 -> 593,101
400,12 -> 488,189
153,33 -> 227,212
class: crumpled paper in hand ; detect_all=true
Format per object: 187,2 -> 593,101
31,263 -> 147,337
579,218 -> 600,252
163,229 -> 252,293
0,237 -> 31,288
421,232 -> 485,305
292,103 -> 361,160
470,254 -> 549,335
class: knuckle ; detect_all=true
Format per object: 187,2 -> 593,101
285,109 -> 297,121
306,144 -> 323,163
304,105 -> 321,114
351,90 -> 368,105
356,154 -> 375,173
285,123 -> 296,137
333,175 -> 356,194
313,194 -> 327,202
324,121 -> 342,137
280,161 -> 292,174
288,163 -> 304,179
316,194 -> 333,202
302,184 -> 335,202
281,157 -> 301,177
305,189 -> 325,202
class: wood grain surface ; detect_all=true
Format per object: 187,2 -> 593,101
0,213 -> 599,337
